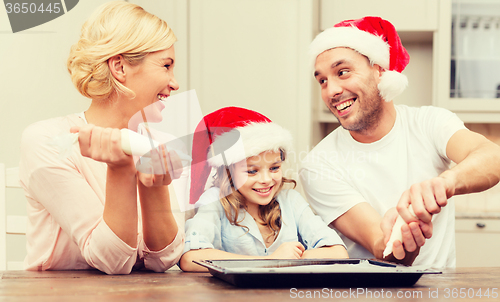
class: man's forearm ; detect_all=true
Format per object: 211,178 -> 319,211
445,131 -> 500,196
331,202 -> 385,257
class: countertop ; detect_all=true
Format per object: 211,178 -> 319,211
1,267 -> 499,301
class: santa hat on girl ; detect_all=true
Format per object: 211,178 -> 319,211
189,106 -> 293,204
309,16 -> 410,102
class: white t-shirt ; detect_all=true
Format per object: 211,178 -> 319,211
300,105 -> 466,268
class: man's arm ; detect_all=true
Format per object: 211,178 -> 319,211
332,202 -> 432,265
397,129 -> 500,223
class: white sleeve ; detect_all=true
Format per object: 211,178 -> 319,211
418,106 -> 466,159
299,155 -> 366,225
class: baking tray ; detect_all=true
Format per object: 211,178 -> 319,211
194,258 -> 441,288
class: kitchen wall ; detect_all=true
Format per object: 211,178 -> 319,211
1,0 -> 499,267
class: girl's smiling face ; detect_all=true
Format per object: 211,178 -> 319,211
231,150 -> 283,215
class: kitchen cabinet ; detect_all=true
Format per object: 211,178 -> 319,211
434,0 -> 500,122
319,0 -> 438,31
455,218 -> 500,267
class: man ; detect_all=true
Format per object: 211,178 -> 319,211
300,16 -> 500,267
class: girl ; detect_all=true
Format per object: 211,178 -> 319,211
180,107 -> 348,272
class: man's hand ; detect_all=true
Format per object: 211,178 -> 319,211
379,207 -> 433,265
396,177 -> 455,224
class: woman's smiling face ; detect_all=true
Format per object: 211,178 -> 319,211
123,45 -> 179,123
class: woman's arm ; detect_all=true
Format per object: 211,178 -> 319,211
138,184 -> 178,251
180,249 -> 268,272
137,147 -> 183,252
136,148 -> 184,272
76,125 -> 140,248
21,122 -> 141,274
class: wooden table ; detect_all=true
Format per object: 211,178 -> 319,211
1,267 -> 499,301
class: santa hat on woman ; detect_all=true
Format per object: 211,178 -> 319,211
189,106 -> 293,205
309,16 -> 410,102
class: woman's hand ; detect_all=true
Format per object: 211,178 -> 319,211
269,242 -> 305,259
136,145 -> 183,187
71,124 -> 133,170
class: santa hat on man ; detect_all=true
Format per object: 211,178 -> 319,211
189,106 -> 293,205
309,16 -> 410,102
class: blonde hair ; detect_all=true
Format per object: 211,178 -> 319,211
67,1 -> 177,100
213,150 -> 296,241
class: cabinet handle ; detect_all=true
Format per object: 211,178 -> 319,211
476,222 -> 486,228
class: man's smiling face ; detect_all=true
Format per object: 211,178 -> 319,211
314,47 -> 384,134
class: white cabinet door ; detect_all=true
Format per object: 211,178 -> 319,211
455,219 -> 500,267
319,0 -> 438,31
434,0 -> 500,122
188,0 -> 315,160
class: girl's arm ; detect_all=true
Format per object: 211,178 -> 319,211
180,249 -> 266,272
301,245 -> 348,259
288,190 -> 348,257
180,241 -> 307,272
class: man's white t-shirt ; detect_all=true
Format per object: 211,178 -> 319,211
300,105 -> 466,268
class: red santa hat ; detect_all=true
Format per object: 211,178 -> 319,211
189,106 -> 293,204
309,16 -> 410,102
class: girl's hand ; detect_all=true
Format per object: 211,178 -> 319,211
71,125 -> 133,170
136,145 -> 183,187
269,242 -> 305,259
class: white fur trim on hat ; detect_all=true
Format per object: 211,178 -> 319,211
309,26 -> 390,71
378,70 -> 408,102
207,122 -> 293,167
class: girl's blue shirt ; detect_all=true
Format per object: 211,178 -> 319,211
183,187 -> 345,256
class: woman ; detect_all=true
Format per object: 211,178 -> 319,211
19,1 -> 184,274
